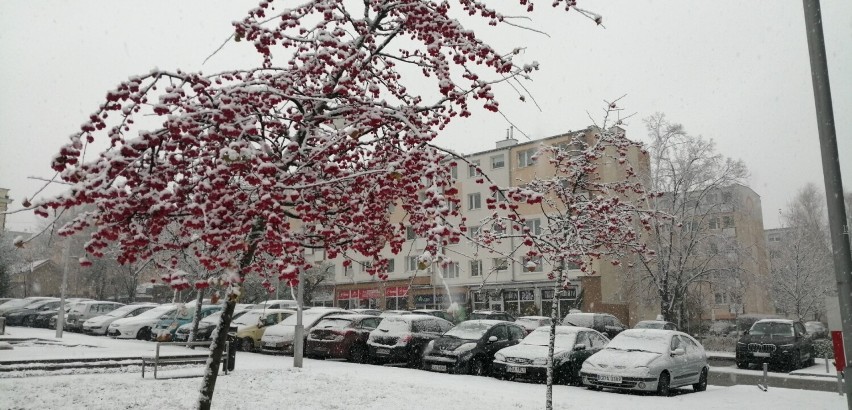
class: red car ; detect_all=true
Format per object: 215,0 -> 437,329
305,314 -> 383,363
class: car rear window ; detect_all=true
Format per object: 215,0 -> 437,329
375,317 -> 411,334
314,318 -> 354,330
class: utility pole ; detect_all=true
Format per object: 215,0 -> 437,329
802,0 -> 852,405
293,273 -> 305,368
56,238 -> 70,338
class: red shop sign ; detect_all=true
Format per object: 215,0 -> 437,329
337,289 -> 351,299
386,287 -> 398,297
832,331 -> 846,372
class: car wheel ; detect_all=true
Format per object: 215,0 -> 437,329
736,360 -> 749,369
470,358 -> 487,376
136,327 -> 150,340
23,316 -> 35,327
693,367 -> 708,392
657,371 -> 671,397
350,344 -> 368,364
407,347 -> 423,369
241,337 -> 255,352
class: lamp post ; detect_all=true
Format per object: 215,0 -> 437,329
55,238 -> 70,338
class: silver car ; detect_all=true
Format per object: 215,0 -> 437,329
580,329 -> 708,396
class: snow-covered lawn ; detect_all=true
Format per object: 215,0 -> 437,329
0,328 -> 846,409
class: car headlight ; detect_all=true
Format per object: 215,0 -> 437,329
533,357 -> 548,365
634,366 -> 652,375
424,340 -> 435,354
494,352 -> 506,361
455,343 -> 477,354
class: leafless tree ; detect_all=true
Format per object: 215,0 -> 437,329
632,113 -> 749,325
769,183 -> 834,321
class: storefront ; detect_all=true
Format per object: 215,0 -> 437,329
470,282 -> 579,319
334,276 -> 430,310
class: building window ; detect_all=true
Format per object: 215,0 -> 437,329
407,256 -> 420,272
360,261 -> 373,273
446,199 -> 459,212
492,190 -> 507,202
525,218 -> 542,236
406,226 -> 416,240
470,260 -> 482,277
468,160 -> 481,177
450,164 -> 458,179
493,257 -> 508,271
468,225 -> 481,237
491,154 -> 505,169
344,264 -> 354,277
722,192 -> 733,204
441,262 -> 460,279
709,242 -> 719,254
708,217 -> 719,230
723,216 -> 735,228
522,256 -> 543,272
492,222 -> 505,235
517,148 -> 537,168
386,259 -> 395,273
468,193 -> 482,210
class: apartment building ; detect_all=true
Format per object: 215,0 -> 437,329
0,188 -> 12,232
307,127 -> 647,321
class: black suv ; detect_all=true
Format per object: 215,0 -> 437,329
423,320 -> 526,376
736,319 -> 814,371
561,312 -> 626,339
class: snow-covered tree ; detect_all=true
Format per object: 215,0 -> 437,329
470,102 -> 655,409
631,113 -> 749,325
770,183 -> 834,321
27,1 -> 596,407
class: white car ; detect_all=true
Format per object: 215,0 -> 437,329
260,308 -> 350,354
580,329 -> 708,396
82,303 -> 157,335
107,304 -> 176,339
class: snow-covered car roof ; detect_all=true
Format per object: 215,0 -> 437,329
381,314 -> 443,322
323,314 -> 380,321
529,325 -> 586,335
753,319 -> 796,325
517,316 -> 550,321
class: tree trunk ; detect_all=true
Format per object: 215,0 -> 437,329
545,262 -> 564,410
188,288 -> 205,345
197,296 -> 237,410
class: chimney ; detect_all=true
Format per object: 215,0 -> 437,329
495,127 -> 518,149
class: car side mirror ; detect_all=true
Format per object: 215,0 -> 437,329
573,344 -> 586,351
671,348 -> 685,357
257,321 -> 265,328
488,336 -> 498,343
744,330 -> 749,335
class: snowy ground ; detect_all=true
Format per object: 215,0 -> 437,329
0,328 -> 846,409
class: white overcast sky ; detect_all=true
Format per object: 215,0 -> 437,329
1,0 -> 850,233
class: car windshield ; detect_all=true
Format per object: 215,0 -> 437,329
233,311 -> 263,326
24,299 -> 54,309
375,317 -> 411,333
635,321 -> 665,329
279,310 -> 338,327
606,331 -> 669,354
136,306 -> 175,319
314,318 -> 353,330
443,321 -> 493,340
1,299 -> 31,309
516,318 -> 546,327
562,314 -> 593,327
470,312 -> 494,320
750,322 -> 794,337
106,305 -> 145,317
522,329 -> 577,348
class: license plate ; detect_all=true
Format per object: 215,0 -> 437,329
315,346 -> 328,352
753,352 -> 770,357
376,348 -> 390,355
431,364 -> 447,372
598,374 -> 622,383
507,366 -> 527,374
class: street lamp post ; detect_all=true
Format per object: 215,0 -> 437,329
55,238 -> 70,338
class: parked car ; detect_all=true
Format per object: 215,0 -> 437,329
380,310 -> 413,317
423,320 -> 526,375
261,307 -> 351,354
173,310 -> 247,343
514,316 -> 553,334
562,312 -> 626,339
707,321 -> 736,337
805,321 -> 829,340
150,304 -> 222,341
634,320 -> 678,331
492,326 -> 608,384
234,309 -> 294,351
0,297 -> 55,316
469,310 -> 515,322
3,298 -> 61,326
108,304 -> 176,339
367,314 -> 454,367
83,303 -> 157,335
306,314 -> 383,362
349,308 -> 381,316
735,319 -> 815,370
411,309 -> 454,322
580,329 -> 709,396
34,298 -> 93,328
252,300 -> 299,310
66,301 -> 125,332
